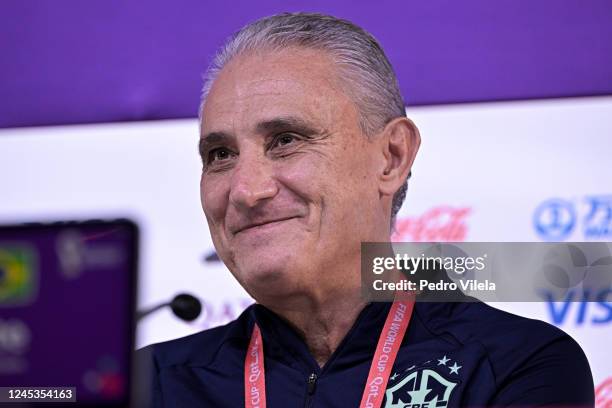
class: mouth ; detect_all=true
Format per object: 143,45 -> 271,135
233,216 -> 298,235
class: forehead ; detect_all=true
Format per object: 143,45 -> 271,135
201,47 -> 358,134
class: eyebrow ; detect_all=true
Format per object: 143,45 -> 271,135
255,116 -> 319,137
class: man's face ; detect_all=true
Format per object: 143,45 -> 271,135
200,47 -> 388,299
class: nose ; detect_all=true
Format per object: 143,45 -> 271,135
229,152 -> 278,209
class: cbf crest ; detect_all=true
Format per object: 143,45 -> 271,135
383,355 -> 462,408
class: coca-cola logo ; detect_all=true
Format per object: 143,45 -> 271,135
391,206 -> 471,242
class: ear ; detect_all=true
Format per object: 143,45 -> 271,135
378,116 -> 421,198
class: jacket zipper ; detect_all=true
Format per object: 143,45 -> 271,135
304,372 -> 318,407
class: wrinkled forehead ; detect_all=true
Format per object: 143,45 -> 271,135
200,47 -> 358,136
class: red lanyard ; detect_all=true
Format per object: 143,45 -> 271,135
244,298 -> 415,408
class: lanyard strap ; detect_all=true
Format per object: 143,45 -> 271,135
244,299 -> 415,408
245,324 -> 266,408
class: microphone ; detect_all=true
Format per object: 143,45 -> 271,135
137,293 -> 203,323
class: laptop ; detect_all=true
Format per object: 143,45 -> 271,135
0,219 -> 139,407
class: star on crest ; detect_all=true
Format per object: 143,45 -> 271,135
390,372 -> 399,380
449,362 -> 462,375
437,355 -> 450,366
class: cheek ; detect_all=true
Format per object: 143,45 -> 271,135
200,176 -> 228,228
274,155 -> 330,205
322,145 -> 379,222
274,154 -> 354,231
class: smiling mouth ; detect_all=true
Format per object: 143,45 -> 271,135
234,216 -> 298,235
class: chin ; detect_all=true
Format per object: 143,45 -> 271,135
234,252 -> 299,297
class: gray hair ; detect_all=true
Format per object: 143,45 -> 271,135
200,12 -> 409,227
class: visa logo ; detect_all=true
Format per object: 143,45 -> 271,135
543,289 -> 612,325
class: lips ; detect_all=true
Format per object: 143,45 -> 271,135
232,216 -> 298,235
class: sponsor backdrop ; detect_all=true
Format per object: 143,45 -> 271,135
1,97 -> 610,400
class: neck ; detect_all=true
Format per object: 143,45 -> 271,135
265,289 -> 367,367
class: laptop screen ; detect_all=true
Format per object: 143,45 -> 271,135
0,219 -> 138,407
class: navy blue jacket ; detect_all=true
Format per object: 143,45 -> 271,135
140,301 -> 594,407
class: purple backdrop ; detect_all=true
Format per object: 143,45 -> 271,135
1,0 -> 611,128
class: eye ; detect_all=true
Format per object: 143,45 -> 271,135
207,147 -> 233,164
274,133 -> 297,147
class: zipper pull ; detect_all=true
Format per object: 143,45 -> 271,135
307,373 -> 318,395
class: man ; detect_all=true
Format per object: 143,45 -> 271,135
141,12 -> 594,407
